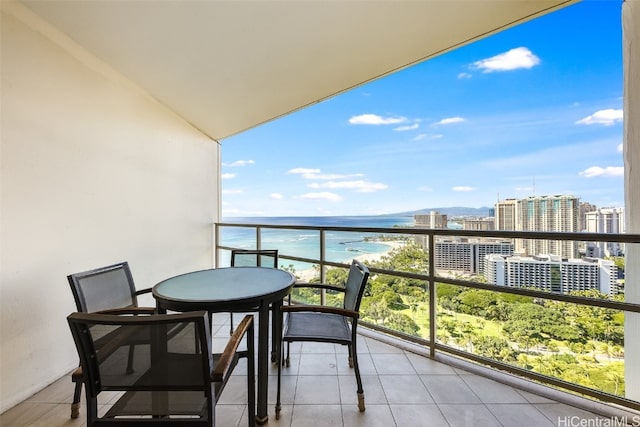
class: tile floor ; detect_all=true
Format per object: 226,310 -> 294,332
1,313 -> 632,427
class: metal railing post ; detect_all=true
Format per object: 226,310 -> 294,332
428,231 -> 436,358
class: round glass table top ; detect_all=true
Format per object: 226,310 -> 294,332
153,267 -> 295,304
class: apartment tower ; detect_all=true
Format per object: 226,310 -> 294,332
495,195 -> 580,258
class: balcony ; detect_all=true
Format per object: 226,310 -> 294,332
2,0 -> 640,424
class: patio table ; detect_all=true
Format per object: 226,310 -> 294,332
153,266 -> 296,425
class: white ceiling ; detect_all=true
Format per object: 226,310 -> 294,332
20,0 -> 578,141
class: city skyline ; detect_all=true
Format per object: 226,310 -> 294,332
221,0 -> 624,218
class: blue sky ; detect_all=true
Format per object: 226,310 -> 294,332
221,0 -> 624,218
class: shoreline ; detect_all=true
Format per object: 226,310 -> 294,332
296,240 -> 405,282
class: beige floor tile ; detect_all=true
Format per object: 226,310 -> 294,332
486,403 -> 556,427
294,376 -> 340,405
371,353 -> 416,375
290,404 -> 343,427
337,352 -> 376,375
420,374 -> 481,404
389,403 -> 449,427
338,375 -> 387,405
365,338 -> 403,354
379,375 -> 432,404
438,403 -> 503,427
461,375 -> 529,404
341,404 -> 395,427
297,353 -> 338,375
405,352 -> 457,374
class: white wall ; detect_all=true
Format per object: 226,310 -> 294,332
0,3 -> 219,412
624,0 -> 640,402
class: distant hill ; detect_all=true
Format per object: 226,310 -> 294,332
388,207 -> 492,217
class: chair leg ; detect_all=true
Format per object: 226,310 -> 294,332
70,381 -> 82,418
229,313 -> 234,335
285,340 -> 290,367
352,342 -> 365,412
347,344 -> 354,368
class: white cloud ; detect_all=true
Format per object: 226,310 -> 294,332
290,168 -> 364,180
299,192 -> 343,201
223,159 -> 255,167
221,173 -> 236,179
270,193 -> 284,200
305,172 -> 364,180
578,166 -> 624,178
433,117 -> 465,126
452,186 -> 475,192
349,114 -> 408,125
394,123 -> 419,131
458,72 -> 472,79
473,47 -> 540,72
576,109 -> 623,126
308,180 -> 388,192
413,133 -> 442,141
288,167 -> 321,175
618,143 -> 624,153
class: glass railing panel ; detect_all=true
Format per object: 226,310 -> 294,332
436,283 -> 625,397
322,229 -> 414,267
361,273 -> 429,338
259,228 -> 321,266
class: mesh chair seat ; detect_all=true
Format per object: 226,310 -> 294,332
283,311 -> 351,343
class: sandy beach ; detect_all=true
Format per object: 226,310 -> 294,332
296,239 -> 405,282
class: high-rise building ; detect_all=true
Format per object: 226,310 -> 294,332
414,211 -> 448,229
579,202 -> 598,231
463,218 -> 495,231
484,254 -> 618,296
584,207 -> 625,257
494,195 -> 580,258
435,240 -> 513,274
495,199 -> 517,231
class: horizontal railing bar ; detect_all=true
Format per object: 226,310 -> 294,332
217,222 -> 640,243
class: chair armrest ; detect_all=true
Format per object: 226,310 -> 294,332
212,315 -> 253,382
95,307 -> 156,315
281,304 -> 359,320
293,282 -> 345,293
135,287 -> 152,296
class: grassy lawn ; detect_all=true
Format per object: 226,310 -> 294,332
399,303 -> 504,340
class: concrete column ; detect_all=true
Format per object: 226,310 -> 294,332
623,0 -> 640,402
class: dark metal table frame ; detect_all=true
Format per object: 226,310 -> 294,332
152,267 -> 296,425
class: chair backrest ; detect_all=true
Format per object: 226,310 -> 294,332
68,262 -> 138,313
231,249 -> 278,268
343,259 -> 370,312
67,311 -> 212,399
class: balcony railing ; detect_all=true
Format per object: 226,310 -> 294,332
215,220 -> 640,411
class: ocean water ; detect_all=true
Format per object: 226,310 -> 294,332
218,216 -> 415,270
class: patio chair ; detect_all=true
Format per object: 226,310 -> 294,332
229,249 -> 281,361
67,310 -> 255,427
275,259 -> 370,419
67,261 -> 154,418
